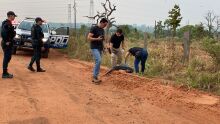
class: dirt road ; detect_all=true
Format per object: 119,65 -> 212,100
0,49 -> 219,124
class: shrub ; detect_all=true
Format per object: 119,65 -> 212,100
202,37 -> 220,71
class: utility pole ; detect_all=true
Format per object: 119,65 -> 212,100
73,0 -> 77,37
154,20 -> 157,39
68,3 -> 72,27
89,0 -> 95,25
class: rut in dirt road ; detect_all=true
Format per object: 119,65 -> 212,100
0,50 -> 220,124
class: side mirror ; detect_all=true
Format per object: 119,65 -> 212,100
51,30 -> 56,35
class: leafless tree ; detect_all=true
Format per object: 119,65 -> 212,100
214,16 -> 220,39
84,0 -> 117,28
85,0 -> 117,44
204,11 -> 219,37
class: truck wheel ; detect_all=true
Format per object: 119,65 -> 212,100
42,48 -> 49,58
12,46 -> 17,55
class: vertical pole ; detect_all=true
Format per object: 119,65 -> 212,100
73,0 -> 77,38
183,31 -> 190,63
154,20 -> 157,39
144,32 -> 148,49
68,4 -> 72,27
89,0 -> 95,25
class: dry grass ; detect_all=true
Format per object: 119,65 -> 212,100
63,36 -> 220,95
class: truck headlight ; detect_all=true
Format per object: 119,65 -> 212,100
15,34 -> 21,39
42,38 -> 48,43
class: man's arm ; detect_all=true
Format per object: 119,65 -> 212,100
36,27 -> 41,41
1,22 -> 10,44
87,33 -> 103,42
121,35 -> 125,50
124,51 -> 131,64
121,40 -> 125,50
108,35 -> 114,53
109,42 -> 113,51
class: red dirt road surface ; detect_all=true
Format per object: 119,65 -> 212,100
0,49 -> 220,124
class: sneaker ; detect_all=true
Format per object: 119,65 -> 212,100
2,73 -> 13,79
92,77 -> 102,85
28,66 -> 36,72
37,68 -> 46,72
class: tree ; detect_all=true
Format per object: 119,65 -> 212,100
167,4 -> 182,37
205,11 -> 216,37
177,25 -> 193,38
164,19 -> 171,37
177,23 -> 208,39
85,0 -> 117,43
118,25 -> 131,36
85,0 -> 116,28
204,11 -> 220,38
214,16 -> 220,39
154,20 -> 165,38
79,24 -> 88,36
202,38 -> 220,71
118,25 -> 143,39
193,23 -> 208,39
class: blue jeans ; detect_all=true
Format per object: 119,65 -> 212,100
134,49 -> 148,73
91,49 -> 102,78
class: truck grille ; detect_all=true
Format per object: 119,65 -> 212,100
21,35 -> 31,40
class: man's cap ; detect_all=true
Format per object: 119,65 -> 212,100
7,11 -> 17,17
35,17 -> 44,23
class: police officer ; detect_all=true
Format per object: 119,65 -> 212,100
27,17 -> 45,72
1,11 -> 17,78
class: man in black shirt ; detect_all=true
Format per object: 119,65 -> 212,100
1,11 -> 17,78
28,17 -> 45,72
109,29 -> 125,67
87,18 -> 108,84
125,47 -> 148,74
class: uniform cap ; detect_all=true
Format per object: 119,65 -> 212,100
7,11 -> 17,17
35,17 -> 44,23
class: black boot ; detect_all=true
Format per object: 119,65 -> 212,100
2,69 -> 13,79
36,61 -> 45,72
28,65 -> 36,72
37,68 -> 46,72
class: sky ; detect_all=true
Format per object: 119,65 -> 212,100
0,0 -> 220,26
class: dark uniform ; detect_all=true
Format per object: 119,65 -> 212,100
1,19 -> 16,77
28,24 -> 44,71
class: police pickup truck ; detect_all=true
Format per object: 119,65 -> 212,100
13,18 -> 69,58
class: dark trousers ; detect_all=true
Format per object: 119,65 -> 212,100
134,49 -> 148,73
29,46 -> 41,69
2,47 -> 12,73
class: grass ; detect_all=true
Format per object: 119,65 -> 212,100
63,34 -> 220,95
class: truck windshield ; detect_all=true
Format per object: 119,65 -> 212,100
18,21 -> 48,33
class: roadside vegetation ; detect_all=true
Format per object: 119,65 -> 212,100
61,4 -> 220,95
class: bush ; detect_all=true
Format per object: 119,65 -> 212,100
187,71 -> 220,91
62,35 -> 92,61
202,37 -> 220,71
63,30 -> 220,95
186,59 -> 220,92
